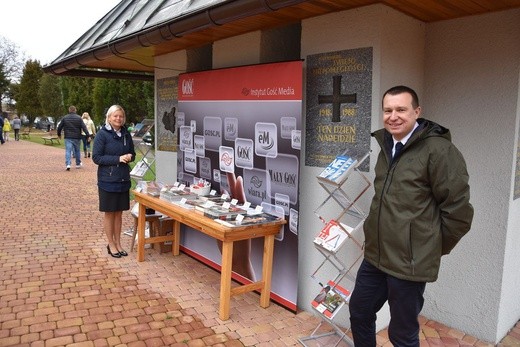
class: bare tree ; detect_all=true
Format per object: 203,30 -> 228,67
0,36 -> 27,82
0,36 -> 27,112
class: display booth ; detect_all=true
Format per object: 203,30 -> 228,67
175,61 -> 303,310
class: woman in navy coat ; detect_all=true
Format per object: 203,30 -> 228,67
93,105 -> 136,258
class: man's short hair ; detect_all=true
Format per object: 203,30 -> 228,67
382,86 -> 420,109
68,106 -> 77,113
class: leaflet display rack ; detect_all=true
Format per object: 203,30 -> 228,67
299,151 -> 371,347
130,119 -> 155,179
127,120 -> 162,250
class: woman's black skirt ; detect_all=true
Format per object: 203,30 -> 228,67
99,188 -> 130,212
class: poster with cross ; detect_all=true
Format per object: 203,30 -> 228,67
305,47 -> 373,169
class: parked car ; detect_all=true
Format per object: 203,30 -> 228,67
142,132 -> 153,144
20,115 -> 30,126
34,116 -> 55,131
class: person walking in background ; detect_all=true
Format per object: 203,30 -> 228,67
3,116 -> 11,142
92,105 -> 135,258
349,85 -> 474,347
57,106 -> 90,171
12,116 -> 21,141
0,114 -> 5,144
81,112 -> 96,158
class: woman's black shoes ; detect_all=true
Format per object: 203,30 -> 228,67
107,245 -> 122,258
106,245 -> 127,257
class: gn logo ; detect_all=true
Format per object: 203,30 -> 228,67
182,79 -> 194,95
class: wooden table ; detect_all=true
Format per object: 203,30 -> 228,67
133,190 -> 286,320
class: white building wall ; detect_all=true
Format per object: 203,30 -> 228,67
300,4 -> 425,330
152,5 -> 520,343
422,9 -> 520,342
504,72 -> 520,337
379,7 -> 425,104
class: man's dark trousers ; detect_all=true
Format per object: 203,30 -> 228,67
0,117 -> 4,144
349,259 -> 426,347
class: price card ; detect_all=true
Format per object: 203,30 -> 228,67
222,202 -> 231,209
210,189 -> 216,196
221,193 -> 229,200
180,198 -> 187,204
236,214 -> 244,223
230,199 -> 238,206
173,182 -> 180,187
243,202 -> 251,209
135,186 -> 142,193
179,184 -> 186,190
255,205 -> 263,213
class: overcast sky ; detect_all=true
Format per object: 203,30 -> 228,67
1,0 -> 121,66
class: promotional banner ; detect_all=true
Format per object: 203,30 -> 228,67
156,76 -> 178,152
305,47 -> 373,169
177,61 -> 302,310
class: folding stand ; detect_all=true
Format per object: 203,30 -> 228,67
299,152 -> 371,347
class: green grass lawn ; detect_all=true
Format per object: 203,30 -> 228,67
22,129 -> 67,148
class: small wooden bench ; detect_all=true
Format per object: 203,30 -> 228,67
21,127 -> 31,139
42,130 -> 60,145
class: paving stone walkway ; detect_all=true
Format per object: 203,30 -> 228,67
0,139 -> 518,347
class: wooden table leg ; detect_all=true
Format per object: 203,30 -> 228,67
172,220 -> 180,256
260,234 -> 275,308
219,240 -> 233,320
137,203 -> 146,262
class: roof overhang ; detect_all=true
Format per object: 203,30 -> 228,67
43,0 -> 520,80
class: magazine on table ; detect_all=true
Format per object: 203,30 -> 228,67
203,204 -> 247,220
214,213 -> 282,227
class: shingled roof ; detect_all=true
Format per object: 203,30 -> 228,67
43,0 -> 520,80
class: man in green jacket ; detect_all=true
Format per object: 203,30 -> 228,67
349,86 -> 474,347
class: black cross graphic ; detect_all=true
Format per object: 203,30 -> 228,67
318,75 -> 357,122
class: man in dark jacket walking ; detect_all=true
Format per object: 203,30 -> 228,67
57,106 -> 90,170
349,86 -> 474,347
0,114 -> 5,144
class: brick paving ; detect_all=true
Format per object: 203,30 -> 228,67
1,138 -> 519,347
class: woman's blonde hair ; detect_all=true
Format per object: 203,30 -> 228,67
82,112 -> 91,120
105,105 -> 125,126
